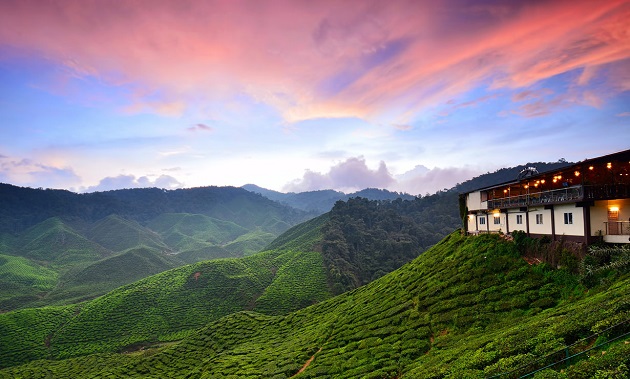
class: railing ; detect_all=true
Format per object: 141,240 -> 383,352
584,183 -> 630,200
485,183 -> 630,209
604,221 -> 630,236
487,187 -> 583,209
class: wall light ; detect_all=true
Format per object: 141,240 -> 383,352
541,179 -> 545,184
607,162 -> 612,169
589,166 -> 594,170
609,206 -> 619,212
574,171 -> 580,177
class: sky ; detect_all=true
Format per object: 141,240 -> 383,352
0,0 -> 629,195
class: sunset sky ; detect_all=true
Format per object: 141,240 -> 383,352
1,0 -> 628,195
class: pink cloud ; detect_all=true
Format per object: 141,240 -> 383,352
187,123 -> 214,132
284,156 -> 395,193
0,0 -> 627,122
0,155 -> 81,189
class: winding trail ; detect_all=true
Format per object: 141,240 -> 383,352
292,348 -> 322,377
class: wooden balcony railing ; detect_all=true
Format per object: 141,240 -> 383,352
487,183 -> 630,209
487,186 -> 583,209
604,221 -> 630,236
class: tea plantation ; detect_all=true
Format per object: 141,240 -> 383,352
2,232 -> 628,378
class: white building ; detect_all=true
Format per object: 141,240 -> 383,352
461,149 -> 630,245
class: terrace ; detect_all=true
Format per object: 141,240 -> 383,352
487,183 -> 630,209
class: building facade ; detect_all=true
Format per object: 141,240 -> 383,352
461,149 -> 630,245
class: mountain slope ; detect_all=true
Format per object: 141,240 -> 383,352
0,254 -> 58,311
0,184 -> 316,311
0,243 -> 331,368
40,247 -> 184,305
0,184 -> 311,235
88,215 -> 168,252
3,232 -> 628,377
15,217 -> 112,266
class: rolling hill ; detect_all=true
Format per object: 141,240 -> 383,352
1,232 -> 628,377
0,184 -> 319,311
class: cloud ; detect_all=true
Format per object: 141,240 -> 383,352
392,124 -> 413,131
395,166 -> 484,195
283,156 -> 395,193
283,157 -> 484,195
84,174 -> 184,192
187,123 -> 214,132
0,1 -> 627,123
0,156 -> 81,189
617,112 -> 630,117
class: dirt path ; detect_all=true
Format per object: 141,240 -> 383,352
291,348 -> 322,377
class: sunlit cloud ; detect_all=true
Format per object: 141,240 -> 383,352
0,1 -> 627,124
284,156 -> 395,193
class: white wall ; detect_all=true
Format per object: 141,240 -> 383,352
553,204 -> 584,236
507,210 -> 527,233
528,207 -> 553,235
466,191 -> 487,211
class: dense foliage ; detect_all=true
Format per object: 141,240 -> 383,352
321,192 -> 460,294
2,232 -> 627,378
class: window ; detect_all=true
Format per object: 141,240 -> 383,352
564,212 -> 573,224
494,216 -> 501,224
536,214 -> 543,225
516,214 -> 523,224
479,217 -> 486,225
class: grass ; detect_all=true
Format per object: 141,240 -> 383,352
0,254 -> 58,311
0,245 -> 331,368
1,232 -> 628,377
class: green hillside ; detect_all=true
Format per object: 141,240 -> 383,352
0,244 -> 332,368
0,254 -> 58,311
15,217 -> 111,267
40,247 -> 184,305
147,213 -> 248,247
88,215 -> 168,252
2,232 -> 628,377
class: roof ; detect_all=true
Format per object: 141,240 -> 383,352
462,148 -> 630,194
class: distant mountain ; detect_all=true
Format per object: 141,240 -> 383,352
0,184 -> 316,311
241,184 -> 415,213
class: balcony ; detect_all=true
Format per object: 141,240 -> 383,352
603,221 -> 630,244
486,183 -> 630,209
487,186 -> 583,209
